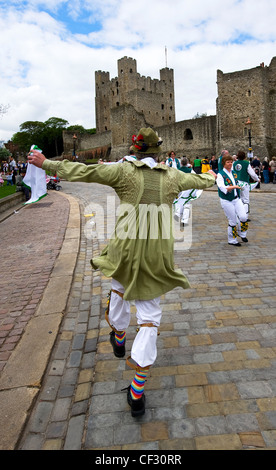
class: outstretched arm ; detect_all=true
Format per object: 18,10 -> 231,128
28,150 -> 121,188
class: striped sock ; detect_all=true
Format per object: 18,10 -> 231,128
115,331 -> 126,347
130,369 -> 148,400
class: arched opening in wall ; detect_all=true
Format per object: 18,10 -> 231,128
184,129 -> 193,140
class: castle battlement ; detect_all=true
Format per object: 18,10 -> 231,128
95,57 -> 175,133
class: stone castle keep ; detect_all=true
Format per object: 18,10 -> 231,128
63,56 -> 276,161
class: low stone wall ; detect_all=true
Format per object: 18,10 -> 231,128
0,192 -> 25,213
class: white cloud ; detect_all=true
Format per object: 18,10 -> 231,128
0,0 -> 276,142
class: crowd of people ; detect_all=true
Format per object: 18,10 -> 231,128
163,151 -> 276,184
0,157 -> 30,199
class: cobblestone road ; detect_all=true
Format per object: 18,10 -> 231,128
4,181 -> 276,450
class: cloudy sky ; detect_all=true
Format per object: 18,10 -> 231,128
0,0 -> 276,142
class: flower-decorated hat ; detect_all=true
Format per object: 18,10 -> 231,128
131,128 -> 163,154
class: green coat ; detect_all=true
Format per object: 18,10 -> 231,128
43,159 -> 215,300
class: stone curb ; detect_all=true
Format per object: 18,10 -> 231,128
0,192 -> 80,450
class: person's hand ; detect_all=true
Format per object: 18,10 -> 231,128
27,150 -> 46,168
207,170 -> 217,179
227,184 -> 240,191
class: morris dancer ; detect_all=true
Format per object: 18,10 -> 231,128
217,154 -> 248,246
28,128 -> 216,417
174,157 -> 202,225
166,150 -> 181,169
233,150 -> 260,217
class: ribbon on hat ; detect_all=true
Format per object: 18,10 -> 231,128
132,134 -> 163,152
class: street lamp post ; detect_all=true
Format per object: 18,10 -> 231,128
73,134 -> 77,159
245,118 -> 253,158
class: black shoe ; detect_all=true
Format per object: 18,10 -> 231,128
127,386 -> 145,417
241,237 -> 248,242
228,242 -> 241,246
109,330 -> 125,358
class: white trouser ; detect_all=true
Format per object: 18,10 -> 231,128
174,200 -> 191,224
220,198 -> 248,244
240,184 -> 250,215
108,279 -> 162,368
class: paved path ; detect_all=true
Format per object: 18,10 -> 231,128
1,180 -> 276,450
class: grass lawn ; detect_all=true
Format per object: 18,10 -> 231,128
0,181 -> 17,199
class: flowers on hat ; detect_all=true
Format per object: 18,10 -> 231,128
131,129 -> 163,153
132,134 -> 148,152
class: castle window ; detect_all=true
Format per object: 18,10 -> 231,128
184,129 -> 193,140
247,90 -> 251,97
161,104 -> 164,110
116,102 -> 119,106
130,69 -> 133,73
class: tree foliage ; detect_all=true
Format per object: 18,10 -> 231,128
12,117 -> 68,158
11,118 -> 96,159
0,147 -> 10,162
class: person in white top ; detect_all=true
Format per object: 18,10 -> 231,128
217,154 -> 248,246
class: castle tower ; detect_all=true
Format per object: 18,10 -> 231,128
95,70 -> 110,133
95,57 -> 176,135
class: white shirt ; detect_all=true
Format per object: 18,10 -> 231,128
217,168 -> 238,196
247,164 -> 260,182
166,158 -> 178,169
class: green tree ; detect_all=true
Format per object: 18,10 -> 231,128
12,121 -> 45,154
67,125 -> 96,135
12,118 -> 68,158
0,147 -> 10,162
11,118 -> 96,159
44,117 -> 68,156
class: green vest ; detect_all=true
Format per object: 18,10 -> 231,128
233,159 -> 250,183
180,166 -> 192,173
167,157 -> 181,169
218,169 -> 240,201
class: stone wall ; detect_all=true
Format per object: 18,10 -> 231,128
217,57 -> 276,158
62,130 -> 111,161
